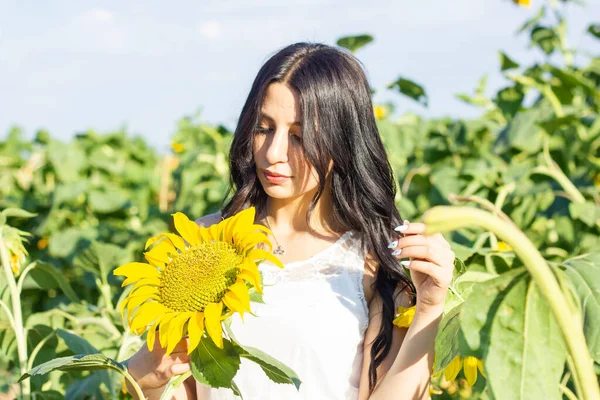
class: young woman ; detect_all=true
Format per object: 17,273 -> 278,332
126,42 -> 455,400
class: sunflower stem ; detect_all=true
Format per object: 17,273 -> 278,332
159,371 -> 192,400
0,232 -> 30,399
424,206 -> 600,400
122,367 -> 147,400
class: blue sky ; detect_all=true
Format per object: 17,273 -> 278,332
1,0 -> 598,153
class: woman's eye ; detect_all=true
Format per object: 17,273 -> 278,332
255,127 -> 273,134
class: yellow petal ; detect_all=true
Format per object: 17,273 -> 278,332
238,263 -> 262,294
166,312 -> 193,355
130,302 -> 166,334
477,359 -> 486,378
197,225 -> 211,243
392,305 -> 416,328
146,318 -> 162,352
159,313 -> 177,349
229,280 -> 250,312
444,356 -> 462,382
172,212 -> 201,246
113,262 -> 159,280
127,293 -> 154,316
247,248 -> 284,269
239,231 -> 271,253
208,223 -> 221,242
223,292 -> 245,317
204,302 -> 223,348
235,207 -> 256,227
187,312 -> 205,355
122,274 -> 160,288
144,239 -> 175,266
129,285 -> 159,299
145,233 -> 163,250
463,356 -> 479,386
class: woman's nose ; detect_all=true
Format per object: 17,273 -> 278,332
265,130 -> 289,164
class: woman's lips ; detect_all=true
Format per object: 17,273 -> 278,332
263,170 -> 290,184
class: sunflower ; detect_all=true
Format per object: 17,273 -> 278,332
443,355 -> 486,386
113,207 -> 283,355
392,305 -> 416,328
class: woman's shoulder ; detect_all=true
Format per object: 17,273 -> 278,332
194,212 -> 222,227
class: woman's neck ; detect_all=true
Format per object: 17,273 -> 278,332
261,190 -> 342,238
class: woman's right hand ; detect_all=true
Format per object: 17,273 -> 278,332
126,333 -> 192,397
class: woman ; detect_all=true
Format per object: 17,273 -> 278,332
126,42 -> 455,399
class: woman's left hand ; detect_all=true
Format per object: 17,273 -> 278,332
390,221 -> 455,313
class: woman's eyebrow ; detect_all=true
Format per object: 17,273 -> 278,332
260,112 -> 302,127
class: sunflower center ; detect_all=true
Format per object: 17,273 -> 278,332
159,241 -> 242,312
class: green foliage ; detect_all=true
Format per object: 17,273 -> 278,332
1,0 -> 600,398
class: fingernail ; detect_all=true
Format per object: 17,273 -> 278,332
394,224 -> 408,232
387,240 -> 398,249
391,249 -> 402,256
401,260 -> 411,267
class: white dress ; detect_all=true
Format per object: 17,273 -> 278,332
198,230 -> 369,400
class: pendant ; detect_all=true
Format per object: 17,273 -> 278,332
273,245 -> 285,255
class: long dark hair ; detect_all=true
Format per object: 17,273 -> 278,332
220,42 -> 416,391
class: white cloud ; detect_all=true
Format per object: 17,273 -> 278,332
76,9 -> 116,25
72,9 -> 128,54
198,21 -> 222,40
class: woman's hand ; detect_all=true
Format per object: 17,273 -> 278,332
389,221 -> 455,313
126,333 -> 192,398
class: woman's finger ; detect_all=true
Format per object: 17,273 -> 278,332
405,260 -> 452,285
170,362 -> 191,375
389,234 -> 429,250
392,245 -> 454,267
394,222 -> 426,235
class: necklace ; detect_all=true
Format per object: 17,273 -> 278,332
264,216 -> 285,255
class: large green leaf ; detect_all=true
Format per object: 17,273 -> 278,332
29,262 -> 79,302
460,268 -> 566,400
19,354 -> 126,382
434,304 -> 462,373
559,254 -> 600,363
236,345 -> 301,390
190,337 -> 240,389
56,329 -> 115,395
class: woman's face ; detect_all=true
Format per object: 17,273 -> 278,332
252,82 -> 320,201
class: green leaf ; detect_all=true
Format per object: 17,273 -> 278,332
530,26 -> 559,55
499,51 -> 520,72
190,337 -> 241,389
387,77 -> 428,107
72,241 -> 130,279
460,268 -> 566,400
0,208 -> 36,220
336,34 -> 374,53
29,262 -> 79,302
559,254 -> 600,363
588,24 -> 600,39
569,202 -> 600,228
495,86 -> 524,119
88,189 -> 129,214
56,329 -> 115,395
47,140 -> 86,183
19,354 -> 126,382
236,345 -> 301,390
434,304 -> 462,373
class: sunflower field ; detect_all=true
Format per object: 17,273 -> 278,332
1,1 -> 600,399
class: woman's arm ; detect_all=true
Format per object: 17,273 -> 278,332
358,221 -> 454,399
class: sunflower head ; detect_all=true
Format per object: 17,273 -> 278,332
113,207 -> 283,354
